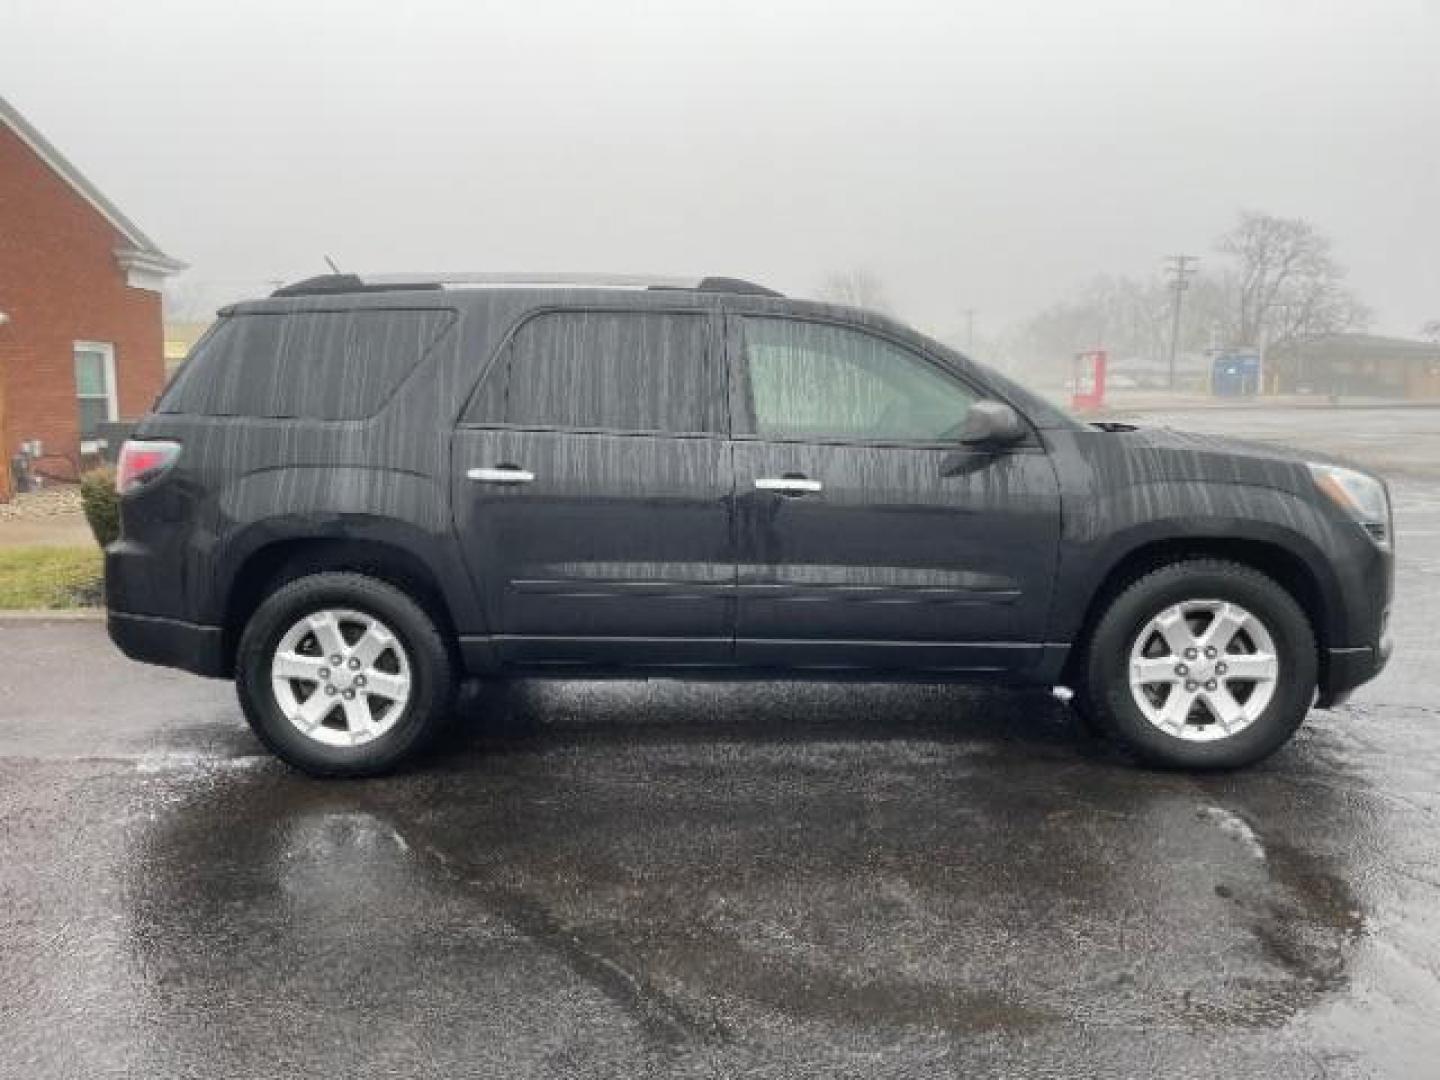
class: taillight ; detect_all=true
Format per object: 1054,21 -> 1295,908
116,439 -> 182,494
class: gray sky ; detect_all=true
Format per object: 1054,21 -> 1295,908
4,0 -> 1437,339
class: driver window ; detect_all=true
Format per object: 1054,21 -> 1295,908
741,317 -> 976,442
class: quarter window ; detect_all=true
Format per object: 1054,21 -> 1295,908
465,311 -> 718,433
157,309 -> 452,420
741,317 -> 976,442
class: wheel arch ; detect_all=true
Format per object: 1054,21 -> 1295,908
221,537 -> 461,675
1060,534 -> 1333,687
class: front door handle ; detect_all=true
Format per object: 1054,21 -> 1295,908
467,466 -> 535,485
755,476 -> 822,495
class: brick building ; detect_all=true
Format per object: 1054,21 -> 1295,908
1266,333 -> 1440,399
0,94 -> 183,500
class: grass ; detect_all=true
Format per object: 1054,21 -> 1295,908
0,546 -> 104,610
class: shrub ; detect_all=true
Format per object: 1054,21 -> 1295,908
80,467 -> 121,548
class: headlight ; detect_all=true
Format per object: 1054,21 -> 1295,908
1308,463 -> 1392,548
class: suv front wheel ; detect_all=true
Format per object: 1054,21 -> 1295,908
1079,559 -> 1318,769
236,572 -> 456,776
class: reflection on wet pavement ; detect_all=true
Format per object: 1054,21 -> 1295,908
3,668 -> 1437,1077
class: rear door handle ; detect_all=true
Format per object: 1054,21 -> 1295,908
755,477 -> 822,495
467,466 -> 535,485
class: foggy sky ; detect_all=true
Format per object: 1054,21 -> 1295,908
3,0 -> 1436,341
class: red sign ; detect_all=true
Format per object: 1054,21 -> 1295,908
1071,350 -> 1107,412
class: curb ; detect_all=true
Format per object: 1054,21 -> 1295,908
0,608 -> 106,622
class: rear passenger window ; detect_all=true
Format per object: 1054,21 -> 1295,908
159,309 -> 452,420
464,311 -> 718,433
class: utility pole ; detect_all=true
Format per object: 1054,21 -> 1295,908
960,308 -> 976,352
1164,255 -> 1199,390
1259,301 -> 1291,396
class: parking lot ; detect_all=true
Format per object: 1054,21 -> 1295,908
2,407 -> 1437,1078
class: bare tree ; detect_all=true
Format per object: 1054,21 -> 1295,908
818,268 -> 893,314
1215,211 -> 1370,349
1006,211 -> 1369,391
1422,319 -> 1440,344
1011,272 -> 1223,378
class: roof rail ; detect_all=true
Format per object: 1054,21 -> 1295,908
270,274 -> 440,297
694,276 -> 784,298
270,272 -> 782,299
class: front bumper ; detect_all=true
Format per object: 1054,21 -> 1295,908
108,610 -> 228,678
1317,637 -> 1391,708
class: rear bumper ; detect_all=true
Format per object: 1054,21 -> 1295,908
106,533 -> 228,678
1317,638 -> 1391,708
107,610 -> 228,678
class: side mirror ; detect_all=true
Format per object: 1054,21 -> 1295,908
956,400 -> 1026,447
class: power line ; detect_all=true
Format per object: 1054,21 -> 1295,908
1165,255 -> 1200,390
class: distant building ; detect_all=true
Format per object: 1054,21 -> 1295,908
164,320 -> 213,376
1268,333 -> 1440,399
0,94 -> 183,498
1102,351 -> 1212,392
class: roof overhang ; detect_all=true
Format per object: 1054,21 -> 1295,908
1,93 -> 185,291
115,245 -> 187,293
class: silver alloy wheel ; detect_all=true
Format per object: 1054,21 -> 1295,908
1128,599 -> 1280,742
270,608 -> 413,747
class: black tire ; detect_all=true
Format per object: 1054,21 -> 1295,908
1078,559 -> 1317,770
236,572 -> 456,777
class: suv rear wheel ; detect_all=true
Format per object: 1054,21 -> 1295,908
236,572 -> 455,776
1079,559 -> 1317,769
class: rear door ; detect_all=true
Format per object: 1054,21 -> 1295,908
451,305 -> 734,666
728,313 -> 1062,672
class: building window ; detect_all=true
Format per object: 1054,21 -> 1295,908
74,342 -> 118,449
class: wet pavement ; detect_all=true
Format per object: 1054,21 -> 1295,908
2,408 -> 1438,1077
1118,404 -> 1440,482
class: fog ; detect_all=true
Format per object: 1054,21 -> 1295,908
3,0 -> 1436,343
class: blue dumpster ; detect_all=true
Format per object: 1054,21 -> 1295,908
1212,351 -> 1261,397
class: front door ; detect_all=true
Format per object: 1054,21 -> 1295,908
729,314 -> 1061,672
452,306 -> 734,666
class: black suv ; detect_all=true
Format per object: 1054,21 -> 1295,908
107,273 -> 1392,775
